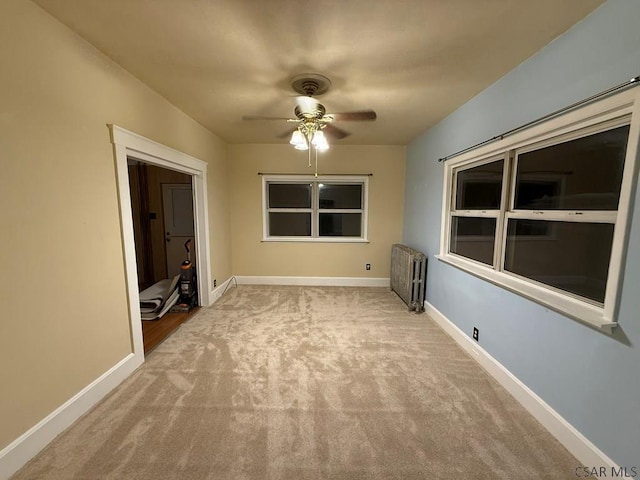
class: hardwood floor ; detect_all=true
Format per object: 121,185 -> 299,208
142,307 -> 200,354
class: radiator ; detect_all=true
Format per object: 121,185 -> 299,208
390,244 -> 427,312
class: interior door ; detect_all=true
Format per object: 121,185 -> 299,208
162,184 -> 195,279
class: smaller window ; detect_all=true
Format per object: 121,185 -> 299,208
319,184 -> 363,209
319,183 -> 363,237
514,125 -> 628,211
269,212 -> 311,237
263,175 -> 368,242
450,216 -> 497,266
455,159 -> 504,210
266,182 -> 313,237
319,213 -> 362,237
504,220 -> 614,303
449,157 -> 505,267
268,183 -> 312,208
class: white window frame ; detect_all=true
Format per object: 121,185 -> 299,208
449,154 -> 507,266
262,174 -> 369,243
438,88 -> 640,332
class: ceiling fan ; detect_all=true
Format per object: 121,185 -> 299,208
242,73 -> 377,148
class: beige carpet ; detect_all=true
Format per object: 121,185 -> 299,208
13,286 -> 578,479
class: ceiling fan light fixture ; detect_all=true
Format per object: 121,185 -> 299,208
290,129 -> 308,149
244,73 -> 377,172
312,130 -> 329,151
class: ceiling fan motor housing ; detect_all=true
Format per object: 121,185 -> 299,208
295,103 -> 326,119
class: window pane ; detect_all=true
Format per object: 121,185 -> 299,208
455,160 -> 503,210
319,213 -> 362,237
450,217 -> 496,265
319,184 -> 362,209
269,212 -> 311,236
515,125 -> 629,210
268,183 -> 311,208
505,220 -> 614,303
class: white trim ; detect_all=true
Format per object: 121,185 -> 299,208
0,354 -> 141,480
451,210 -> 500,218
264,174 -> 369,183
514,114 -> 631,157
109,124 -> 213,361
424,301 -> 618,470
437,254 -> 616,332
235,275 -> 390,287
112,140 -> 145,355
439,156 -> 454,260
111,127 -> 207,172
604,96 -> 640,321
505,210 -> 617,223
209,276 -> 234,304
261,237 -> 370,243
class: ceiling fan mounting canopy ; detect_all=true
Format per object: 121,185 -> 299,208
291,73 -> 332,96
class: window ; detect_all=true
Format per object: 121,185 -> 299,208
267,183 -> 312,236
439,89 -> 640,330
450,158 -> 505,266
263,175 -> 368,242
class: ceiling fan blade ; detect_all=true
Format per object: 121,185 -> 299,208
327,110 -> 377,121
295,95 -> 320,115
323,123 -> 351,140
242,115 -> 295,121
277,127 -> 298,139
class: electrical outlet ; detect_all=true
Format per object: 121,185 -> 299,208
213,279 -> 217,288
365,263 -> 371,271
473,327 -> 479,342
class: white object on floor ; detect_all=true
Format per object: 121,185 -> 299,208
141,289 -> 180,320
139,275 -> 180,318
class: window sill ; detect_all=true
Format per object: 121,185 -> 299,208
262,237 -> 370,243
436,254 -> 618,333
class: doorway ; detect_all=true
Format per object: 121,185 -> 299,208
111,125 -> 212,362
128,163 -> 196,287
128,162 -> 199,352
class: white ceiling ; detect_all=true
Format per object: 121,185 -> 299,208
32,0 -> 604,145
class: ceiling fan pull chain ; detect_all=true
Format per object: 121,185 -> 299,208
315,148 -> 319,177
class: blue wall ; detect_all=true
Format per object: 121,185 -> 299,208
403,0 -> 640,466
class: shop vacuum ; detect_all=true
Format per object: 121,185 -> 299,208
170,238 -> 198,313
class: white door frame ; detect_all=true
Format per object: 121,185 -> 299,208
109,125 -> 212,358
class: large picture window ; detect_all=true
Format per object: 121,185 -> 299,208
262,175 -> 368,242
440,89 -> 640,330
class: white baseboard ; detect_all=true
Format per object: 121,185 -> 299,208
424,301 -> 617,469
0,352 -> 142,480
234,276 -> 390,287
208,276 -> 235,305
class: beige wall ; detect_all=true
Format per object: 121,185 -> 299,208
229,144 -> 406,278
0,0 -> 231,450
0,0 -> 403,457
